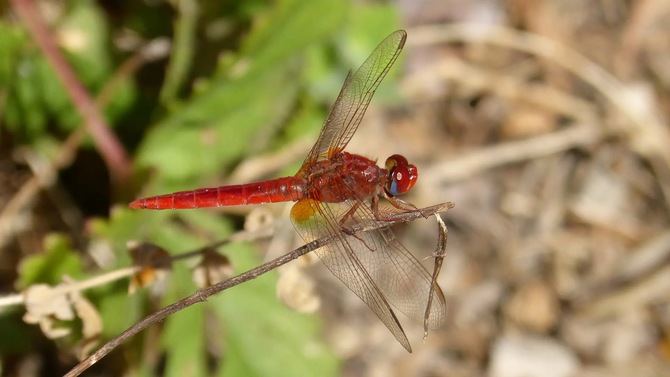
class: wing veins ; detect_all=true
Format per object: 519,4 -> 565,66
301,30 -> 407,166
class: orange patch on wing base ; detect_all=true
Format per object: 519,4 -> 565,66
291,199 -> 318,223
327,147 -> 343,159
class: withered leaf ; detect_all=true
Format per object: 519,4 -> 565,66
192,248 -> 233,288
127,242 -> 172,293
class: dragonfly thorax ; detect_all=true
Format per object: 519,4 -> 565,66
300,152 -> 386,203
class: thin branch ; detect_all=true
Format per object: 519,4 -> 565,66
0,293 -> 24,307
10,0 -> 131,184
403,56 -> 598,124
424,213 -> 448,338
0,267 -> 139,309
421,123 -> 602,186
0,227 -> 272,309
65,202 -> 453,377
576,264 -> 670,319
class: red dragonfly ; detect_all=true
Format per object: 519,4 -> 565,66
130,30 -> 446,352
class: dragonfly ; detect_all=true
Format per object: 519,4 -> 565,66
130,30 -> 446,352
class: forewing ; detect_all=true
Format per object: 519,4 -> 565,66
290,198 -> 412,352
303,30 -> 407,165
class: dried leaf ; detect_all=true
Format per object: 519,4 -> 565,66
22,284 -> 74,339
244,207 -> 274,232
64,278 -> 102,359
276,263 -> 320,314
127,242 -> 172,293
192,249 -> 233,288
22,278 -> 103,358
504,279 -> 559,333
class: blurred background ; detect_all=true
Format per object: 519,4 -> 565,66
1,0 -> 670,376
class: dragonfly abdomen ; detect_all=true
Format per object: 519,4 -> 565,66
129,177 -> 307,209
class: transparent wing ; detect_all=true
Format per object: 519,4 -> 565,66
290,198 -> 411,352
344,200 -> 447,328
290,197 -> 447,351
303,30 -> 407,165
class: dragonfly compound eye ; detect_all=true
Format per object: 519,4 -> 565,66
385,155 -> 418,196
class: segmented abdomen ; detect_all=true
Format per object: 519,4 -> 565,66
129,177 -> 306,209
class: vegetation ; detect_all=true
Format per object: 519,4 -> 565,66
0,0 -> 403,375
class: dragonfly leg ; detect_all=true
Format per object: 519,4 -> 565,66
371,194 -> 384,221
338,201 -> 378,252
374,192 -> 428,220
387,195 -> 419,212
338,201 -> 361,228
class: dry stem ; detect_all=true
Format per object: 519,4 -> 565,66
0,227 -> 273,310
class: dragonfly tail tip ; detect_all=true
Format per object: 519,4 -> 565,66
128,199 -> 145,209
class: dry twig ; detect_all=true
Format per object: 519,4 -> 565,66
0,226 -> 273,310
421,124 -> 602,186
424,213 -> 448,338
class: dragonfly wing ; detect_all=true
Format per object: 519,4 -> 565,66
290,198 -> 412,352
303,30 -> 407,165
346,200 -> 448,329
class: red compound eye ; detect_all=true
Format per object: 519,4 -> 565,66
384,154 -> 418,196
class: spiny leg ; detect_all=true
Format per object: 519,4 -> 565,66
373,191 -> 427,221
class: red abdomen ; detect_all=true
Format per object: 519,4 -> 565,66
129,177 -> 306,210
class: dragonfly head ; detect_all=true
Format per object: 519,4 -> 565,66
384,154 -> 418,196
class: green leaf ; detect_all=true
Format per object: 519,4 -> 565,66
179,210 -> 234,239
159,0 -> 199,105
347,3 -> 401,56
138,66 -> 299,183
37,57 -> 81,131
238,0 -> 348,75
17,233 -> 84,288
58,0 -> 112,86
274,99 -> 323,177
344,3 -> 403,104
298,3 -> 402,142
214,244 -> 339,377
12,57 -> 48,136
88,206 -> 170,258
95,287 -> 145,338
0,309 -> 34,355
162,265 -> 207,377
1,0 -> 133,140
138,0 -> 348,185
0,22 -> 24,89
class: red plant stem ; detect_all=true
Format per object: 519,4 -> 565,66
10,0 -> 131,184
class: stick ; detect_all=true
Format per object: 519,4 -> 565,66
0,227 -> 273,309
424,213 -> 448,338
